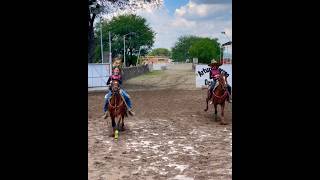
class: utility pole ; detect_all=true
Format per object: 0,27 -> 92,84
109,31 -> 112,75
100,16 -> 104,63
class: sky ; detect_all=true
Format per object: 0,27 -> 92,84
136,0 -> 232,55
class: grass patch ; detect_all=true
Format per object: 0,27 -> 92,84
131,70 -> 164,80
144,70 -> 163,76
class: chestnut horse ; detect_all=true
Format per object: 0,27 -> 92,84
108,79 -> 127,137
204,73 -> 229,125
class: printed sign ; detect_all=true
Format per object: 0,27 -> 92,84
195,65 -> 212,88
195,64 -> 232,88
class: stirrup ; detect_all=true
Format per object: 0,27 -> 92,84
104,111 -> 109,119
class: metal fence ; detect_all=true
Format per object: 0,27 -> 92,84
88,63 -> 111,87
122,65 -> 150,81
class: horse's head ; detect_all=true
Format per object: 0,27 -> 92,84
111,79 -> 120,94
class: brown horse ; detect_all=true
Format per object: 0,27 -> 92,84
108,79 -> 127,137
204,73 -> 229,125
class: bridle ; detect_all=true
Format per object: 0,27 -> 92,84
213,74 -> 228,100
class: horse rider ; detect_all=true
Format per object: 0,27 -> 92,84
207,59 -> 232,103
103,67 -> 135,118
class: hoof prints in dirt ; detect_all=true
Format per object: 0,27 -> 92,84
88,117 -> 232,180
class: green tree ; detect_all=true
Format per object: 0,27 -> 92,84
171,35 -> 202,62
88,0 -> 162,63
95,14 -> 156,66
148,48 -> 171,57
189,38 -> 221,64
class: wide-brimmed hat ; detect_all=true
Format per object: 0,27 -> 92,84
208,59 -> 220,66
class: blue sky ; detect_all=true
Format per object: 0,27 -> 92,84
164,0 -> 189,16
137,0 -> 232,53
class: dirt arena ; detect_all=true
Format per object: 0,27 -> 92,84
88,64 -> 232,180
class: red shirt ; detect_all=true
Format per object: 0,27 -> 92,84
111,74 -> 121,80
211,68 -> 220,79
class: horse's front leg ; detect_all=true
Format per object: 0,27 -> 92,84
120,115 -> 125,131
204,90 -> 211,112
220,103 -> 227,125
214,104 -> 218,121
116,116 -> 121,131
110,116 -> 116,137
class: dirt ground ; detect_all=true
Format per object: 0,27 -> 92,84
88,64 -> 232,180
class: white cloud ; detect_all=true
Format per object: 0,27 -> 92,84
136,0 -> 232,49
175,1 -> 231,20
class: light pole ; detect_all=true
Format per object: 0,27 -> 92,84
100,16 -> 104,63
220,44 -> 222,63
123,32 -> 136,67
109,31 -> 112,75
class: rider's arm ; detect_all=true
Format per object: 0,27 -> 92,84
209,71 -> 213,79
106,77 -> 111,85
219,68 -> 229,77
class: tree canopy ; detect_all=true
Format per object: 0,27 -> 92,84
171,35 -> 221,63
189,38 -> 221,64
94,14 -> 155,66
171,35 -> 202,62
88,0 -> 163,63
148,48 -> 171,57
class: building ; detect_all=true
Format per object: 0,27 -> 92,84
222,58 -> 232,64
140,56 -> 170,65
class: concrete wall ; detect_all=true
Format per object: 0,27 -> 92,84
150,63 -> 168,70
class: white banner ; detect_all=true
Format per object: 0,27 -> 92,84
195,64 -> 232,88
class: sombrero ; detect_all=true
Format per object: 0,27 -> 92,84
208,59 -> 220,66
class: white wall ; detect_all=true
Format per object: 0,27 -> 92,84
151,63 -> 168,70
88,63 -> 111,87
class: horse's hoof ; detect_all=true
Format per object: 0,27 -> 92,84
220,121 -> 228,125
204,108 -> 208,112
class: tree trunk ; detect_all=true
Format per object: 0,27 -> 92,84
88,12 -> 96,63
88,27 -> 95,63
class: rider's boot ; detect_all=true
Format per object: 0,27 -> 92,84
208,90 -> 213,104
128,108 -> 135,116
227,93 -> 232,103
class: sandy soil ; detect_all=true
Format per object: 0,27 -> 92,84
88,64 -> 232,180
